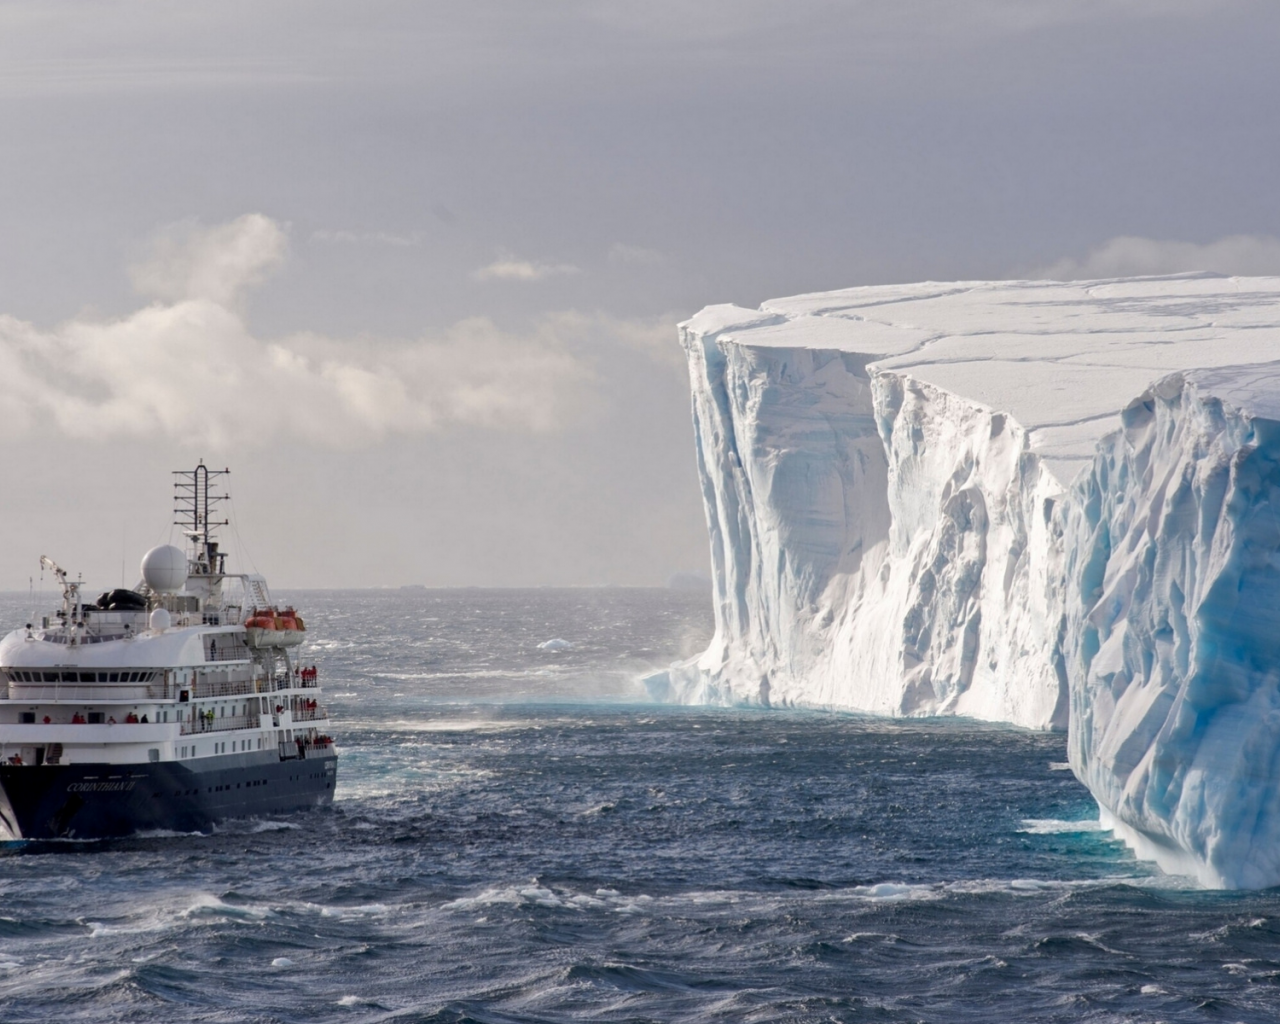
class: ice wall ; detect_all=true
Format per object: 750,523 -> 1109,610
1064,369 -> 1280,887
655,275 -> 1280,886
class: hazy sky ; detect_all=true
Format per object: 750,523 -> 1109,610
2,1 -> 1279,590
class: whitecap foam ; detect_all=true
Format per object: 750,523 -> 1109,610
318,903 -> 391,919
850,882 -> 940,902
1017,818 -> 1106,834
345,717 -> 536,734
247,820 -> 301,833
181,893 -> 277,922
132,827 -> 209,840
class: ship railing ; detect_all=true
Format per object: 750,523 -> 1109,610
204,644 -> 251,663
38,631 -> 128,646
270,676 -> 317,692
6,683 -> 161,702
294,735 -> 335,759
290,706 -> 328,722
180,712 -> 261,736
187,677 -> 264,699
271,673 -> 321,691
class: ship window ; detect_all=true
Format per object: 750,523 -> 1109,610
79,672 -> 93,683
148,749 -> 159,762
20,712 -> 34,724
42,672 -> 54,682
109,673 -> 119,683
87,712 -> 104,724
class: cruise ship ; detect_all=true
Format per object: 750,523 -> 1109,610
0,463 -> 337,839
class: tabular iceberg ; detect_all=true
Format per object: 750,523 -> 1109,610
652,275 -> 1280,887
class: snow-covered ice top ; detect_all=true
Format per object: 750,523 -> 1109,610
688,275 -> 1280,485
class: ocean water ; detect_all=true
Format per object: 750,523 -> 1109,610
3,588 -> 1280,1023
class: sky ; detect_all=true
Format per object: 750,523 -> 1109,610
1,0 -> 1279,590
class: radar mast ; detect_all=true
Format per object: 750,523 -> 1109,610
173,461 -> 230,577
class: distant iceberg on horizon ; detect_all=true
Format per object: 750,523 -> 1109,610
650,273 -> 1280,888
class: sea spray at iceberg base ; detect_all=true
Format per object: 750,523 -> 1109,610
651,275 -> 1280,888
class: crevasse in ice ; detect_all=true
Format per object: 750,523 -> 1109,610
650,275 -> 1280,887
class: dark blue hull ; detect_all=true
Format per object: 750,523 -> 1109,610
0,750 -> 337,839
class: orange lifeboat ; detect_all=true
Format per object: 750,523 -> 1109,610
244,607 -> 281,630
243,606 -> 305,647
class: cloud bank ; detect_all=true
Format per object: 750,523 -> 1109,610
0,215 -> 615,446
129,214 -> 289,306
1033,234 -> 1280,280
472,251 -> 582,282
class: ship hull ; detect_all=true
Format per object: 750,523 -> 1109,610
0,750 -> 337,840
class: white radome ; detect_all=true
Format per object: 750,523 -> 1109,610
148,607 -> 171,632
141,544 -> 188,593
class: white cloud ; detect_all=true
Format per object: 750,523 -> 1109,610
0,215 -> 607,446
472,250 -> 581,282
608,242 -> 664,266
129,213 -> 289,306
1032,234 -> 1280,281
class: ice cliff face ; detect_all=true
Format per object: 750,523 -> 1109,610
1065,368 -> 1280,887
655,275 -> 1280,887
